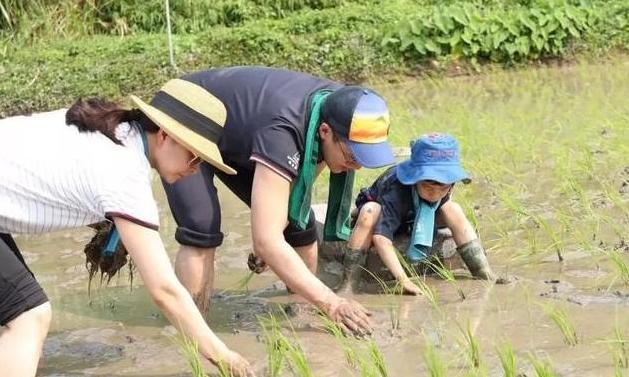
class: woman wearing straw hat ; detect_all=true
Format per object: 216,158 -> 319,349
0,81 -> 254,377
337,133 -> 495,295
155,66 -> 397,336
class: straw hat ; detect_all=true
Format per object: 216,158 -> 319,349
131,78 -> 237,175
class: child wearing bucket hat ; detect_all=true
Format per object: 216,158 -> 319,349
337,133 -> 494,295
158,66 -> 396,336
0,93 -> 254,376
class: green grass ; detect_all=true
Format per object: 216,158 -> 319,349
2,1 -> 629,117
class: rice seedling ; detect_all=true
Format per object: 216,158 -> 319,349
426,258 -> 465,300
277,310 -> 314,377
613,323 -> 629,369
366,339 -> 388,377
362,268 -> 402,331
216,271 -> 256,298
530,213 -> 564,262
217,361 -> 235,377
540,303 -> 578,346
456,321 -> 482,369
396,251 -> 441,312
259,310 -> 315,377
285,342 -> 313,377
528,353 -> 559,377
423,339 -> 447,377
599,320 -> 629,375
358,359 -> 377,377
236,271 -> 256,292
495,342 -> 518,377
608,250 -> 629,286
319,313 -> 360,369
174,335 -> 208,377
258,314 -> 287,377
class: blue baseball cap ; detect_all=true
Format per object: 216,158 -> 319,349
396,133 -> 471,185
321,86 -> 395,168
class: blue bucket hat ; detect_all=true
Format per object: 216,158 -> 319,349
396,133 -> 471,185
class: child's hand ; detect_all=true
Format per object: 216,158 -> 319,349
401,278 -> 422,296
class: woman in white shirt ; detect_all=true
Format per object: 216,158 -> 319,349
0,79 -> 253,377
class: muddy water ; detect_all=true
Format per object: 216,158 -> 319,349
11,59 -> 629,376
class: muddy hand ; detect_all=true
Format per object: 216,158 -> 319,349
247,252 -> 268,274
325,296 -> 372,337
214,349 -> 256,377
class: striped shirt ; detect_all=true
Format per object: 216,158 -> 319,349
0,109 -> 159,234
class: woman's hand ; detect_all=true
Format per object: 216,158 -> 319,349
113,217 -> 255,376
213,349 -> 257,377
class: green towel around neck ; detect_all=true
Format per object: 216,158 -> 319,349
288,90 -> 355,242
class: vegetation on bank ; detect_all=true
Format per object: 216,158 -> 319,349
0,0 -> 627,116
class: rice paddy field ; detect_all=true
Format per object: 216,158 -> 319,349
12,57 -> 629,376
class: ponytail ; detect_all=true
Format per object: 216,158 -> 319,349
65,98 -> 159,144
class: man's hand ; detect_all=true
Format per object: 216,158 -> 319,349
212,349 -> 257,377
323,296 -> 372,337
400,278 -> 422,296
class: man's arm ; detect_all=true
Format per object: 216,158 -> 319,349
250,163 -> 372,334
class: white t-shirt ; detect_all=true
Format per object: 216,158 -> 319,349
0,109 -> 159,234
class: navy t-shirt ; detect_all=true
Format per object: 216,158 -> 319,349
358,166 -> 451,241
182,67 -> 342,180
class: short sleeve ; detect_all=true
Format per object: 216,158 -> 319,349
250,123 -> 303,180
96,152 -> 160,230
373,183 -> 410,241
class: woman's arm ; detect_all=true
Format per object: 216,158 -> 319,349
250,163 -> 372,335
372,234 -> 422,295
113,217 -> 255,377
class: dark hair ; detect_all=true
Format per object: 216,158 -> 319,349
66,98 -> 159,144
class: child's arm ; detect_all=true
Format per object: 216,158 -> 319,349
372,234 -> 423,295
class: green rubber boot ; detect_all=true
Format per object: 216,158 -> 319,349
457,239 -> 495,281
336,246 -> 367,294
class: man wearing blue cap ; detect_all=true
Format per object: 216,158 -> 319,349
157,66 -> 395,335
337,133 -> 494,295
